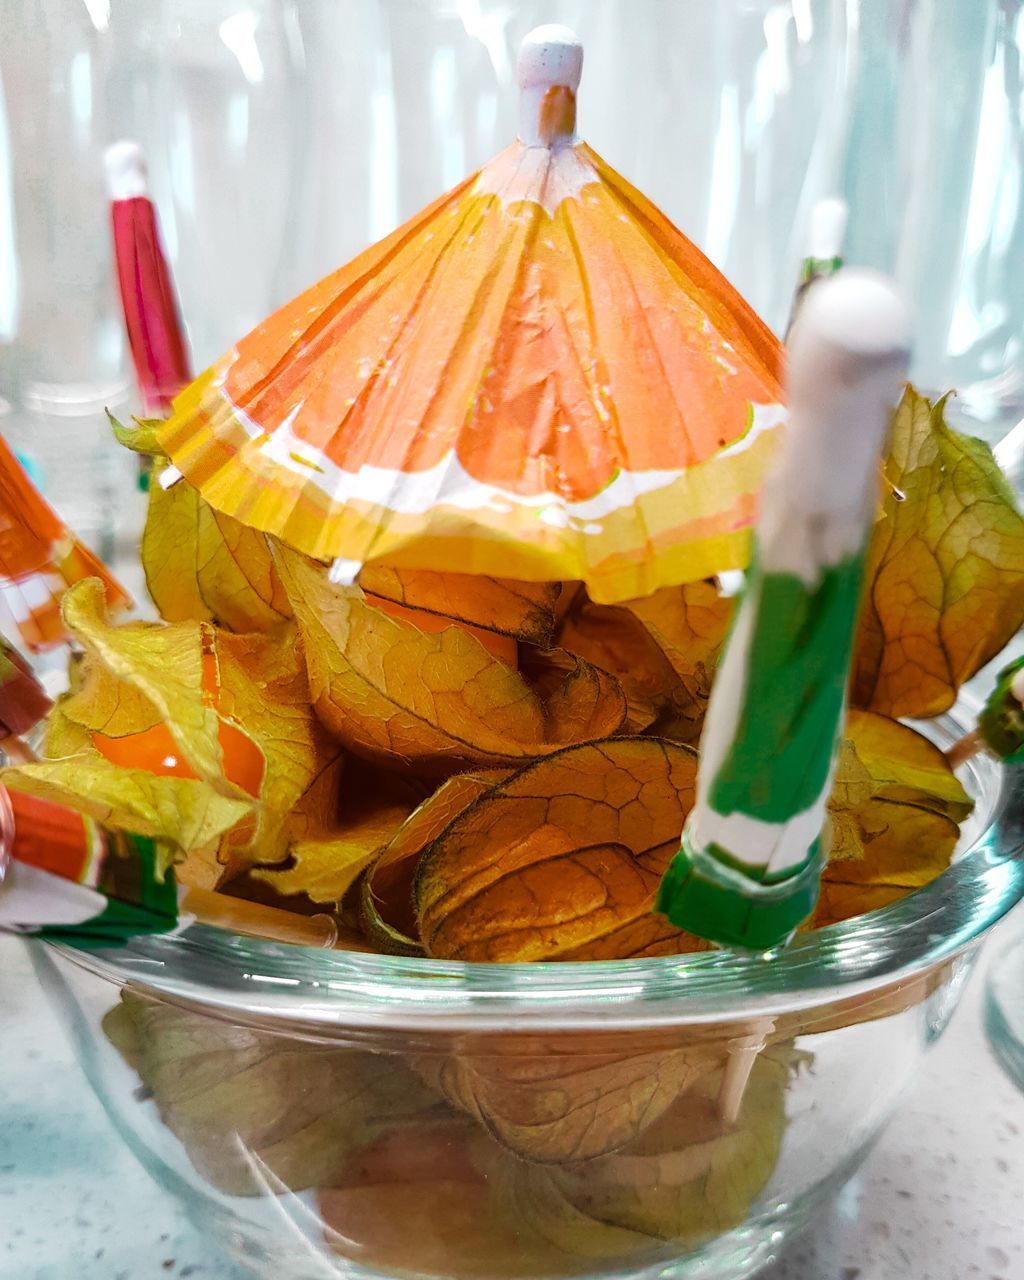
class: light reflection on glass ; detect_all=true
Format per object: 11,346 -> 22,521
219,11 -> 266,86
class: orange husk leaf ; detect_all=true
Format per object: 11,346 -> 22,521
59,578 -> 226,784
275,749 -> 347,847
556,595 -> 696,733
253,817 -> 409,906
143,464 -> 292,632
358,565 -> 559,644
41,697 -> 96,758
416,737 -> 700,962
28,580 -> 340,867
0,754 -> 250,853
173,839 -> 247,892
274,544 -> 627,775
555,913 -> 711,961
852,387 -> 1024,717
620,580 -> 733,743
213,629 -> 346,864
817,710 -> 972,927
360,770 -> 508,954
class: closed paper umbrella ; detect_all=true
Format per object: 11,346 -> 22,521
159,26 -> 785,604
0,786 -> 348,950
0,789 -> 177,945
658,270 -> 912,950
106,141 -> 192,418
0,633 -> 51,760
946,655 -> 1024,769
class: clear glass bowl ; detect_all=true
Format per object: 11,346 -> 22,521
986,930 -> 1024,1091
31,718 -> 1024,1280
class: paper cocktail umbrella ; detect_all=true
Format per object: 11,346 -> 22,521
946,655 -> 1024,769
658,270 -> 912,950
0,786 -> 345,949
0,633 -> 51,760
106,141 -> 192,418
0,434 -> 130,652
158,25 -> 784,604
0,788 -> 177,944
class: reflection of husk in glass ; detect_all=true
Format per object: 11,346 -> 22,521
318,1115 -> 556,1277
774,956 -> 957,1040
102,991 -> 441,1197
489,1050 -> 790,1262
102,964 -> 951,1275
412,1028 -> 734,1164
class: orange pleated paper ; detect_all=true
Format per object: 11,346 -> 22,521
0,436 -> 130,651
162,141 -> 784,602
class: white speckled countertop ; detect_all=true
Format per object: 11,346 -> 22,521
2,911 -> 1023,1280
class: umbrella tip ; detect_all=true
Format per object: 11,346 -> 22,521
104,140 -> 148,201
794,268 -> 911,362
806,196 -> 848,263
517,25 -> 583,147
786,269 -> 911,516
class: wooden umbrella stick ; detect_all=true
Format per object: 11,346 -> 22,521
946,663 -> 1024,770
718,1017 -> 776,1126
946,728 -> 984,770
179,886 -> 346,950
0,735 -> 38,765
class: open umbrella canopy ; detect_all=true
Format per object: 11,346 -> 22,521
0,435 -> 130,652
658,271 -> 912,949
160,26 -> 784,603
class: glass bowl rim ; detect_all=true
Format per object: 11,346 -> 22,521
51,714 -> 1024,1032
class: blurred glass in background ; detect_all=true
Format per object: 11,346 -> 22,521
0,0 -> 1021,553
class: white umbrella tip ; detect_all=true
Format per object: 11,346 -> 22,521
806,196 -> 849,262
797,268 -> 911,362
104,140 -> 148,200
517,26 -> 583,147
517,25 -> 583,92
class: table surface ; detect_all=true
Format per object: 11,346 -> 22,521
2,912 -> 1023,1280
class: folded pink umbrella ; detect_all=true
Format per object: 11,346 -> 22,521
105,141 -> 192,425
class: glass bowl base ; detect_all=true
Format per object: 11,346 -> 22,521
986,929 -> 1024,1092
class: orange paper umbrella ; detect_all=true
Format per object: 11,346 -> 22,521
161,26 -> 784,603
0,435 -> 131,651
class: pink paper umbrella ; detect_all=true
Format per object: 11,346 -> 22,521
105,141 -> 192,422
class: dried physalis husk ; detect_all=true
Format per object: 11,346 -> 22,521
142,461 -> 292,632
275,544 -> 627,776
416,737 -> 702,962
360,770 -> 509,955
853,387 -> 1024,718
818,709 -> 972,927
252,760 -> 424,907
358,565 -> 559,646
0,580 -> 341,877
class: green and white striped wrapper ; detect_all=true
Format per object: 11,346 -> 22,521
0,788 -> 179,948
658,269 -> 911,950
978,656 -> 1024,764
